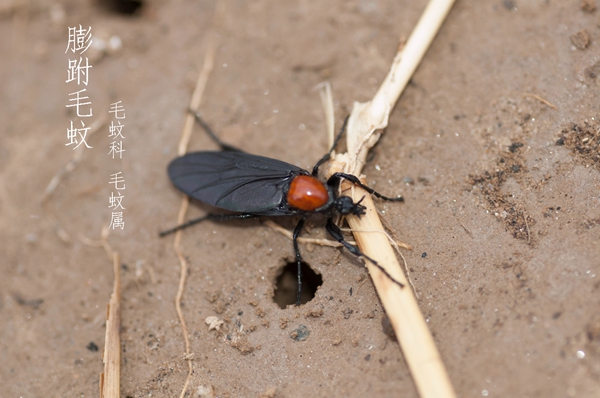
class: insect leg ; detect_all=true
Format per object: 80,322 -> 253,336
325,218 -> 404,289
328,172 -> 404,202
159,213 -> 259,237
311,116 -> 350,176
189,110 -> 244,153
292,217 -> 307,306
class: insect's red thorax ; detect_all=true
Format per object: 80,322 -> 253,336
287,175 -> 329,211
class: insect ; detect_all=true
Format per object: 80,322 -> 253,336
161,112 -> 404,305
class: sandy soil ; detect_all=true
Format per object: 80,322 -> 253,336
1,0 -> 599,397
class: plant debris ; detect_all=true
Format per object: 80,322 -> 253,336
556,120 -> 600,170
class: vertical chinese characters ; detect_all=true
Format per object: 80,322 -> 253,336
108,102 -> 127,230
108,101 -> 126,159
65,25 -> 93,149
108,172 -> 126,230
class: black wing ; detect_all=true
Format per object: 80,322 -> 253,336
168,151 -> 309,215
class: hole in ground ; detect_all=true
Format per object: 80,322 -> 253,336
273,262 -> 322,308
97,0 -> 144,15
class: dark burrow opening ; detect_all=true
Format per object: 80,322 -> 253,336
273,262 -> 322,309
98,0 -> 144,15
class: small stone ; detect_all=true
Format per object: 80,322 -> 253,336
571,30 -> 590,50
290,324 -> 310,341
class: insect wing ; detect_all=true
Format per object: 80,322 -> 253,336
168,151 -> 307,215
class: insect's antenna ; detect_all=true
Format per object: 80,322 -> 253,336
312,115 -> 350,176
189,110 -> 244,152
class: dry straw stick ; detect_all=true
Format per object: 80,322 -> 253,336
327,0 -> 457,397
100,252 -> 122,398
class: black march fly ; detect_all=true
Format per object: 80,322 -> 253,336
161,112 -> 404,305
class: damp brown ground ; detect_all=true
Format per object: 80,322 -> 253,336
1,1 -> 599,397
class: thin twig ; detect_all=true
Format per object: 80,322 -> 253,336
172,41 -> 217,398
315,81 -> 335,149
386,230 -> 419,299
522,93 -> 557,110
100,252 -> 121,398
378,213 -> 413,250
178,45 -> 216,157
174,197 -> 193,398
458,220 -> 473,238
78,234 -> 104,247
79,225 -> 113,262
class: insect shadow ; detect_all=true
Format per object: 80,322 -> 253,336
161,112 -> 404,306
